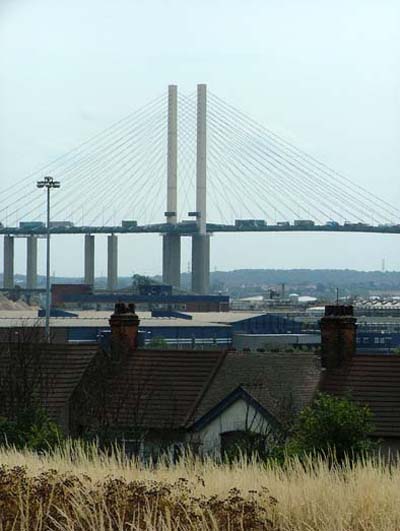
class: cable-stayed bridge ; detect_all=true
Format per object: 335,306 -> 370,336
1,84 -> 399,294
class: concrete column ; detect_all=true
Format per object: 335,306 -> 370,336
26,235 -> 38,289
191,84 -> 209,294
84,234 -> 95,286
196,83 -> 207,235
107,234 -> 118,291
166,84 -> 178,224
3,235 -> 14,289
191,234 -> 210,294
162,233 -> 181,288
162,85 -> 181,287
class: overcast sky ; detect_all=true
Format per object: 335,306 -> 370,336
0,0 -> 399,277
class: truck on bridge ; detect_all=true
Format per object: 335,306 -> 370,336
19,221 -> 45,230
344,222 -> 370,229
325,220 -> 340,228
121,220 -> 138,229
234,219 -> 267,229
294,220 -> 315,228
49,221 -> 74,229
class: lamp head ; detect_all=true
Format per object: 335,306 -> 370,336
36,176 -> 61,189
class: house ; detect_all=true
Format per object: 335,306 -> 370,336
1,302 -> 399,456
74,303 -> 400,455
319,304 -> 400,451
70,303 -> 321,456
0,336 -> 97,434
189,350 -> 320,454
69,303 -> 227,451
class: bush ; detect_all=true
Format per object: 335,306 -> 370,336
0,407 -> 62,451
291,393 -> 376,461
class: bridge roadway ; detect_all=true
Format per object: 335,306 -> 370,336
2,221 -> 399,292
1,222 -> 400,236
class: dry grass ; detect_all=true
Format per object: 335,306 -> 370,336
0,441 -> 399,530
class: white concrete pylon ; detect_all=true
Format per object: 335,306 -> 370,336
107,234 -> 118,291
163,84 -> 181,288
84,234 -> 95,286
26,235 -> 38,289
166,84 -> 178,224
196,83 -> 207,235
3,235 -> 14,289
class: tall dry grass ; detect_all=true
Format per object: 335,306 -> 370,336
0,441 -> 399,530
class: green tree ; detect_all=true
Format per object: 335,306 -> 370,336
0,324 -> 63,451
132,274 -> 153,291
292,393 -> 375,461
0,407 -> 62,451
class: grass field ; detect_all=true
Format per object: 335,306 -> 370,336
0,442 -> 399,530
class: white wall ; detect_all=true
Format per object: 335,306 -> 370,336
191,398 -> 270,456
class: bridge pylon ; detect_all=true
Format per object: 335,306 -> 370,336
84,234 -> 95,286
107,234 -> 118,290
3,235 -> 14,289
192,233 -> 210,294
162,84 -> 181,288
26,235 -> 38,289
191,83 -> 209,294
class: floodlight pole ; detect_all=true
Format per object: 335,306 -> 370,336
37,176 -> 60,342
45,184 -> 51,341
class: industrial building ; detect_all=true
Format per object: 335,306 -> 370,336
4,294 -> 400,351
0,309 -> 314,348
51,283 -> 229,313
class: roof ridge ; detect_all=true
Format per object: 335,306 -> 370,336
183,349 -> 228,427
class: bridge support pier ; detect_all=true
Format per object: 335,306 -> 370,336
84,234 -> 95,286
191,234 -> 210,294
3,235 -> 14,289
162,233 -> 181,288
107,234 -> 118,291
26,235 -> 38,289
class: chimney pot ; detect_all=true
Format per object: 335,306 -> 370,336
324,305 -> 354,317
320,304 -> 357,369
109,302 -> 140,351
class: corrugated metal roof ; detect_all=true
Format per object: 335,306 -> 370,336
0,316 -> 230,328
179,312 -> 266,323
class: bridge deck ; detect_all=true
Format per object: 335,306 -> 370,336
1,223 -> 400,236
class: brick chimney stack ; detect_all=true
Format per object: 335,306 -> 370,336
109,302 -> 140,351
320,305 -> 357,369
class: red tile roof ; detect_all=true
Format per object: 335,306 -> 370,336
0,343 -> 98,426
192,351 -> 321,426
320,355 -> 400,437
103,349 -> 225,429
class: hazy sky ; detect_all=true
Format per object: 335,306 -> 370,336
1,0 -> 399,277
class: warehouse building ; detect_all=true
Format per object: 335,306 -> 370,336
5,305 -> 400,352
0,309 -> 310,348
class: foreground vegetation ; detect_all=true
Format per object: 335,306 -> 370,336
0,443 -> 399,531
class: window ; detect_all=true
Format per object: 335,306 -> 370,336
220,430 -> 266,461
